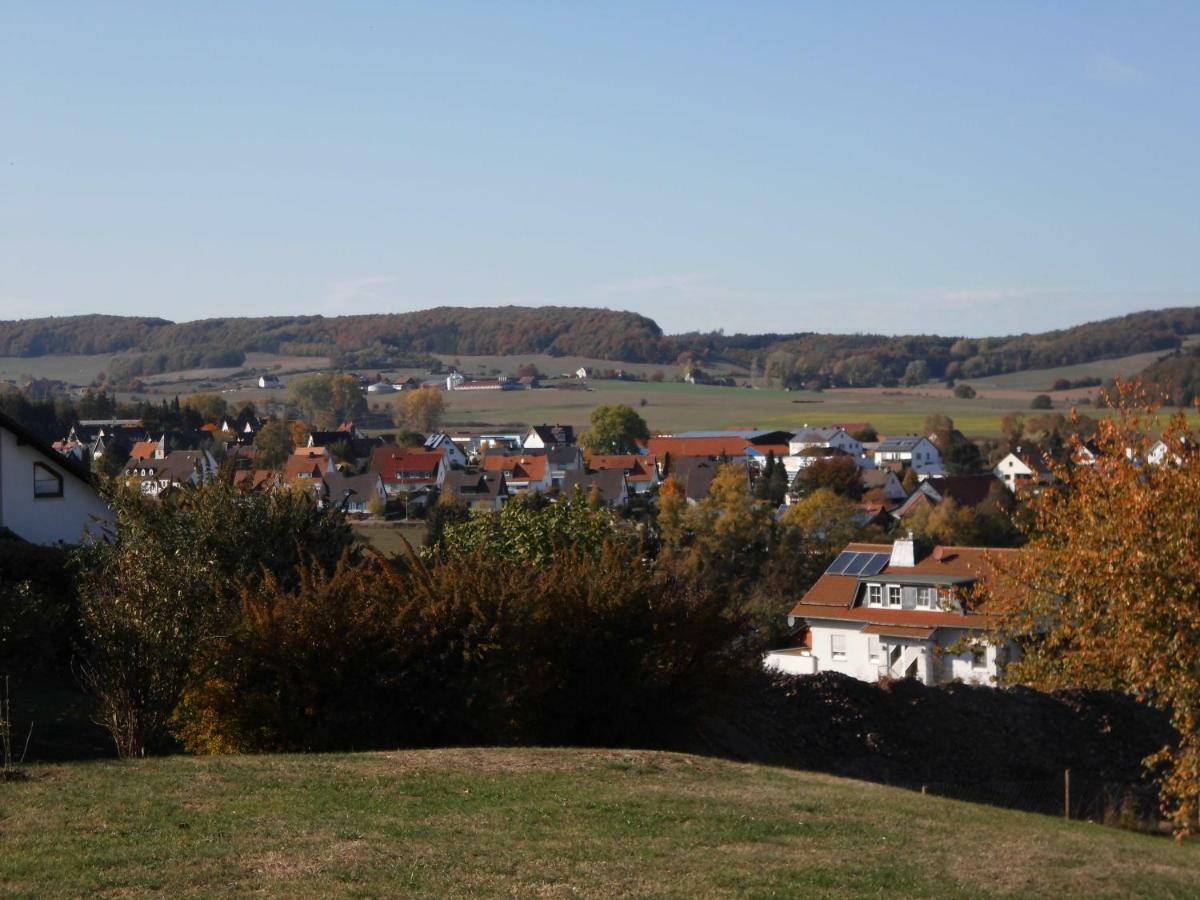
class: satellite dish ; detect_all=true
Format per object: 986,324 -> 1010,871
933,546 -> 945,562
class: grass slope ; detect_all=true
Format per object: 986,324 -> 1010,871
2,749 -> 1196,898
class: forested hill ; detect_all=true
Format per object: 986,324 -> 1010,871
674,306 -> 1200,388
1,305 -> 1199,387
0,307 -> 671,364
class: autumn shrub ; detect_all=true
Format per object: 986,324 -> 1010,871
75,478 -> 355,757
176,542 -> 757,753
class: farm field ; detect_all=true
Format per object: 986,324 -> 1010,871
2,748 -> 1196,898
0,353 -> 114,385
8,342 -> 1197,439
435,379 -> 1065,438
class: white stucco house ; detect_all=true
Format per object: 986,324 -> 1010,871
873,436 -> 944,475
765,536 -> 1018,687
993,450 -> 1055,493
0,412 -> 112,544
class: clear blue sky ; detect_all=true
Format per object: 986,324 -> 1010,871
3,2 -> 1198,336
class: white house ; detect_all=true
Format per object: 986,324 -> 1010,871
765,535 -> 1018,686
424,432 -> 469,468
993,450 -> 1055,493
873,435 -> 944,475
258,374 -> 282,389
366,380 -> 397,395
0,412 -> 112,545
123,450 -> 219,497
788,426 -> 863,460
523,424 -> 576,450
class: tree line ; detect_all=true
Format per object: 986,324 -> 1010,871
2,305 -> 1198,386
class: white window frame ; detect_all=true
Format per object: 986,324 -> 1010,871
866,584 -> 882,607
916,587 -> 935,609
886,584 -> 902,608
867,636 -> 881,665
972,647 -> 988,670
830,634 -> 847,660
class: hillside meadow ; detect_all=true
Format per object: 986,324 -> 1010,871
2,748 -> 1197,898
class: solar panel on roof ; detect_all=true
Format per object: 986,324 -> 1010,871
826,551 -> 856,575
840,552 -> 869,575
859,553 -> 889,577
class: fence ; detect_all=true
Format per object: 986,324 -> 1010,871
884,770 -> 1167,834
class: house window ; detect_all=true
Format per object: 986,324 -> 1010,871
866,584 -> 882,606
830,634 -> 847,660
886,585 -> 902,608
916,587 -> 935,609
33,463 -> 63,499
867,637 -> 881,665
972,648 -> 987,670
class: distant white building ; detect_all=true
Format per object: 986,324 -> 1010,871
258,374 -> 282,389
873,436 -> 943,475
993,450 -> 1055,493
788,426 -> 863,460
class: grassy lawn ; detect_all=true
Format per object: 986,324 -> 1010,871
1,748 -> 1196,898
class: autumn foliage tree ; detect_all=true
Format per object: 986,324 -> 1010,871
982,383 -> 1200,833
393,386 -> 446,433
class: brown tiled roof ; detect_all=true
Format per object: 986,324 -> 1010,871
130,440 -> 158,460
647,437 -> 755,458
481,454 -> 548,482
790,542 -> 1019,625
284,449 -> 330,482
587,454 -> 658,481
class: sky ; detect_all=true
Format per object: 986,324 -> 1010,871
3,2 -> 1198,337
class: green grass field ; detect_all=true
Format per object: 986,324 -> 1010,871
1,749 -> 1195,898
433,379 -> 1044,437
5,343 -> 1192,439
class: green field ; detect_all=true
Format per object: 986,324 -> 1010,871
1,748 -> 1195,898
432,379 -> 1047,437
5,344 -> 1190,439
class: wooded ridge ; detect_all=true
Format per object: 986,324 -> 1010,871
1,305 -> 1198,385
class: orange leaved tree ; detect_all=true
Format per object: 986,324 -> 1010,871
982,382 -> 1200,833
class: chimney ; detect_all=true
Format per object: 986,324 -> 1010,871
890,531 -> 916,568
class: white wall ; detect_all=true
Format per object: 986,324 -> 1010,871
0,429 -> 112,545
763,650 -> 818,676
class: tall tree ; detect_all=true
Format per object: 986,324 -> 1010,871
393,387 -> 447,433
289,373 -> 366,429
579,404 -> 650,454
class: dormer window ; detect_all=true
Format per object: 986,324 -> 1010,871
886,585 -> 902,608
34,462 -> 63,498
916,587 -> 935,609
866,584 -> 882,606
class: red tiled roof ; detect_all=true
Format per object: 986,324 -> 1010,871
371,448 -> 443,483
647,437 -> 755,458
